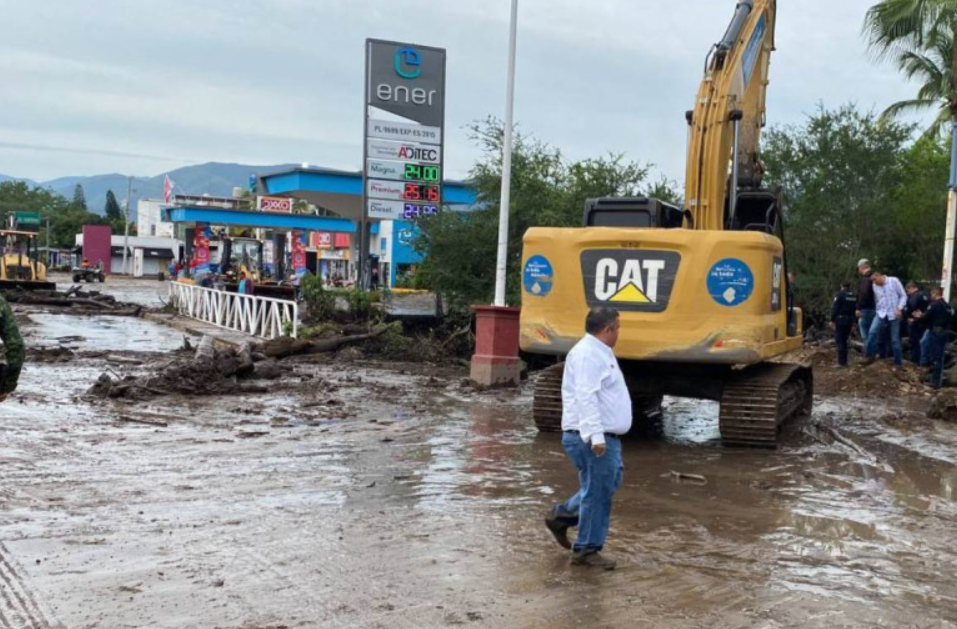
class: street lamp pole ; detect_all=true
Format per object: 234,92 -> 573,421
493,0 -> 519,307
123,176 -> 133,275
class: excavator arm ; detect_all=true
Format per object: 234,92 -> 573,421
684,0 -> 776,232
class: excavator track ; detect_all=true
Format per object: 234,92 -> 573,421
718,363 -> 813,448
532,363 -> 565,432
532,362 -> 665,436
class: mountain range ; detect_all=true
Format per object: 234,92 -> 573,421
0,162 -> 300,219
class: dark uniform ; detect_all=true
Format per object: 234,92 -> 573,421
0,295 -> 25,397
904,289 -> 929,363
923,299 -> 953,389
831,288 -> 857,366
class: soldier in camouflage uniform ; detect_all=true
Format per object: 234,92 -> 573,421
0,294 -> 24,400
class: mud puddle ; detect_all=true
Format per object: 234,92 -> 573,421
27,313 -> 184,353
49,272 -> 169,308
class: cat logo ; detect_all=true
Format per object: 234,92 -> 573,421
581,250 -> 681,313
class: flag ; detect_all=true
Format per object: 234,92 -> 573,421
163,175 -> 174,204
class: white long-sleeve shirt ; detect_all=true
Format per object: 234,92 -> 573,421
874,277 -> 907,320
561,334 -> 632,446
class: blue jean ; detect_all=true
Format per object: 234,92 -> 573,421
866,316 -> 902,366
929,330 -> 948,388
859,308 -> 876,345
921,330 -> 931,366
558,432 -> 623,554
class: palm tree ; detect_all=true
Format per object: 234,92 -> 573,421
881,30 -> 957,138
865,0 -> 957,295
865,0 -> 957,130
865,0 -> 957,56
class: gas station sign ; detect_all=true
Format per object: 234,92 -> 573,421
363,39 -> 446,222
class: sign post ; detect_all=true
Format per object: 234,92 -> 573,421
362,39 -> 446,288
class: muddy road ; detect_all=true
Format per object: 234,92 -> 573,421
2,279 -> 957,628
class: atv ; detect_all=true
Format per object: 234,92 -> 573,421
72,267 -> 106,283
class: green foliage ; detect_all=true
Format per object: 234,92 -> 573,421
72,184 -> 87,211
865,0 -> 957,136
762,104 -> 948,316
301,272 -> 337,321
104,190 -> 123,221
345,288 -> 374,319
301,272 -> 382,322
415,117 -> 656,309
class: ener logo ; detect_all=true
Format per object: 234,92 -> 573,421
394,46 -> 421,79
581,250 -> 681,313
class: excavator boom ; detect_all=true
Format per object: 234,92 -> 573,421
685,0 -> 776,232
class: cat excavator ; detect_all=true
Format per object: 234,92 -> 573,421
520,0 -> 812,447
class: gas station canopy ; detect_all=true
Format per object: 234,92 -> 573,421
258,166 -> 476,222
164,206 -> 358,232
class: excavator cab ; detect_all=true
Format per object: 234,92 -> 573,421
583,197 -> 688,229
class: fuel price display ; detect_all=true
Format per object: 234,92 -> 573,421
403,163 -> 440,182
403,203 -> 439,219
402,183 -> 440,203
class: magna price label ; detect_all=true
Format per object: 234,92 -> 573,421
580,250 -> 681,313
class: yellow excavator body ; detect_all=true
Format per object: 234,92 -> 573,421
520,227 -> 802,364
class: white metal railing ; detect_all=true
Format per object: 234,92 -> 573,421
168,282 -> 298,339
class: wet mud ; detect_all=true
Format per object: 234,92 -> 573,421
2,282 -> 957,628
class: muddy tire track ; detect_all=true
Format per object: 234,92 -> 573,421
0,542 -> 53,629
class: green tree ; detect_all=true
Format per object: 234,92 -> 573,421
104,190 -> 122,221
761,104 -> 920,316
865,1 -> 957,292
415,118 -> 654,309
72,184 -> 87,211
889,135 -> 951,281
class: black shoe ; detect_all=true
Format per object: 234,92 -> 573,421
570,551 -> 617,570
545,510 -> 572,549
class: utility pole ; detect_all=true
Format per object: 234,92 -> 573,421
123,176 -> 133,275
45,217 -> 50,267
944,122 -> 957,301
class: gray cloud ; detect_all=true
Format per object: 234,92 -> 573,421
0,0 -> 928,185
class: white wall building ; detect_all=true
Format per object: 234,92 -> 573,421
76,234 -> 181,277
136,198 -> 176,239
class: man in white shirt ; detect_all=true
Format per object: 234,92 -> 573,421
544,307 -> 631,570
864,271 -> 907,367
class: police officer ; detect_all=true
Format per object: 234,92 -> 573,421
0,294 -> 24,401
917,287 -> 952,389
830,282 -> 857,367
904,282 -> 929,364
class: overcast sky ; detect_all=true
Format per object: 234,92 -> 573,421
0,0 -> 928,184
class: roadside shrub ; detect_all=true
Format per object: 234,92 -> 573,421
302,272 -> 336,320
346,288 -> 374,320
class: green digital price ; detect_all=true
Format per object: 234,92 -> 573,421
403,163 -> 441,183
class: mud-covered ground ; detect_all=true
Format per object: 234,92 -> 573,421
3,279 -> 957,628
